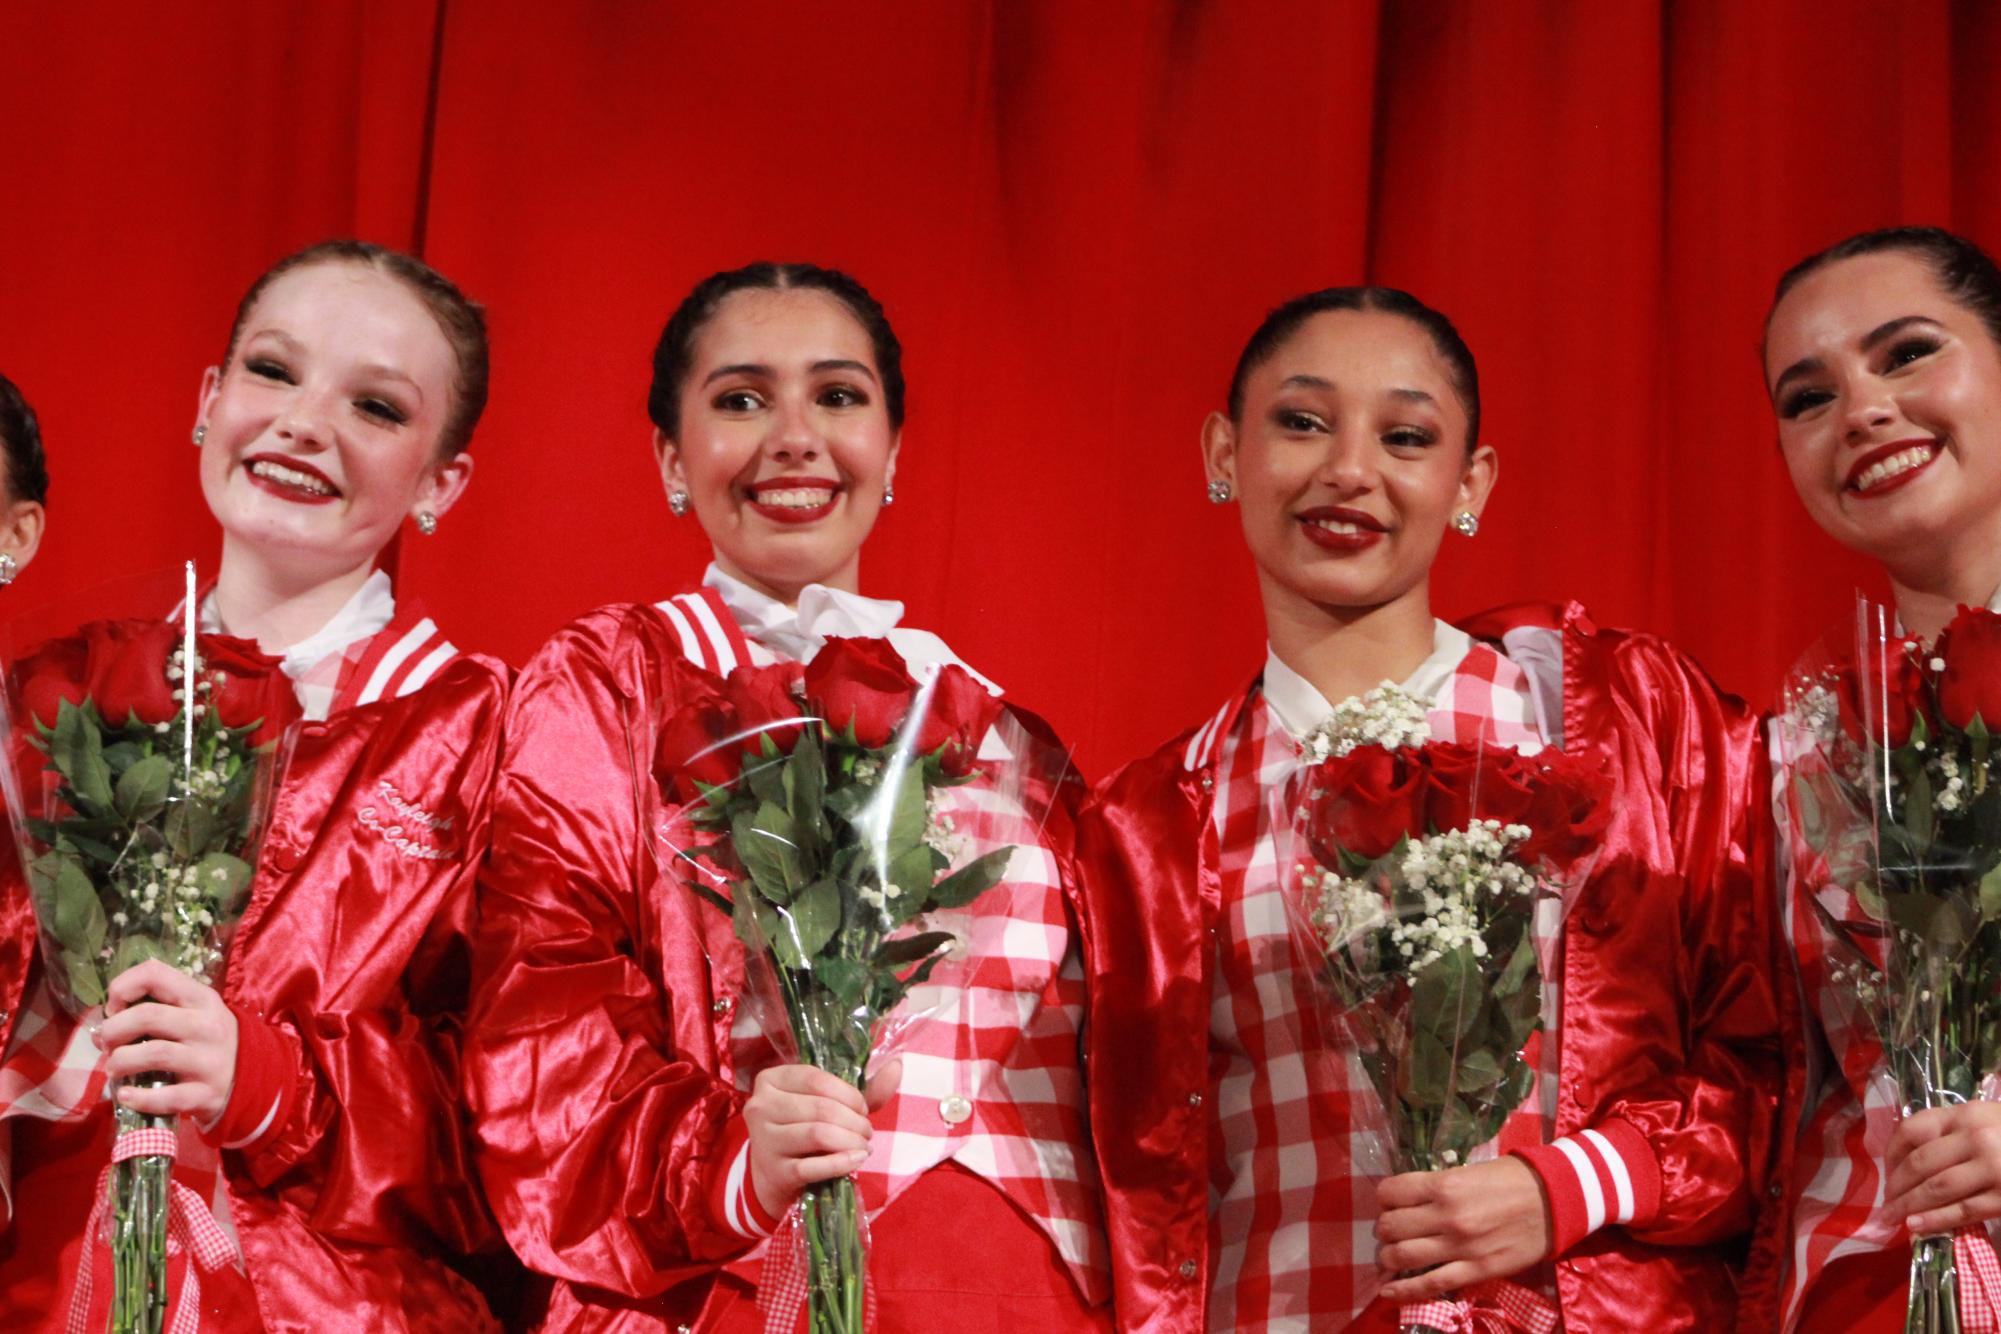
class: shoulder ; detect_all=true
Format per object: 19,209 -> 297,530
1462,600 -> 1755,739
1089,689 -> 1245,811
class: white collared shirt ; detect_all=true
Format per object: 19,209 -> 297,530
701,563 -> 1000,695
1260,618 -> 1478,743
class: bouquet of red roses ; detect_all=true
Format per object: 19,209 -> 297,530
651,636 -> 1053,1334
1777,600 -> 2001,1334
1278,687 -> 1605,1334
3,614 -> 298,1334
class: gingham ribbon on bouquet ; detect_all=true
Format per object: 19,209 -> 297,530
65,1127 -> 237,1334
1956,1227 -> 2001,1333
1400,1279 -> 1560,1334
755,1202 -> 876,1334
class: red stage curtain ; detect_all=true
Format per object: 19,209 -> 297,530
4,1 -> 1999,770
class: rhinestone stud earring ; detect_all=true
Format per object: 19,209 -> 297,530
416,512 -> 439,536
1207,479 -> 1234,505
668,490 -> 691,517
881,484 -> 895,508
1452,511 -> 1480,537
192,424 -> 206,446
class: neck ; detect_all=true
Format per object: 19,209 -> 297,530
1887,534 -> 2001,642
1261,571 -> 1436,706
715,552 -> 862,609
212,538 -> 377,654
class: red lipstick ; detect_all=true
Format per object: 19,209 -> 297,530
1843,437 -> 1939,499
1296,506 -> 1388,553
243,453 -> 340,505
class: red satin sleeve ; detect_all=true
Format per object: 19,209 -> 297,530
1566,631 -> 1782,1249
464,606 -> 745,1300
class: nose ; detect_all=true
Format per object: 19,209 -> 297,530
1314,427 -> 1375,493
762,398 -> 823,464
1840,380 -> 1899,445
275,385 -> 337,451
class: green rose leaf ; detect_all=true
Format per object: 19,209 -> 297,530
1980,864 -> 2001,923
928,845 -> 1013,909
814,955 -> 872,1012
61,949 -> 105,1008
777,877 -> 841,963
33,850 -> 105,957
111,934 -> 169,976
1411,944 -> 1483,1044
53,699 -> 115,816
734,803 -> 806,904
1495,929 -> 1539,997
744,746 -> 787,807
872,930 -> 957,969
884,765 -> 926,860
886,844 -> 938,912
1407,1028 -> 1452,1104
784,731 -> 827,836
113,754 -> 174,825
1456,1045 -> 1506,1092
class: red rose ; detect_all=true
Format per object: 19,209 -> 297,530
653,659 -> 743,804
1414,745 -> 1490,836
804,637 -> 917,749
10,633 -> 89,729
911,665 -> 1004,777
723,662 -> 810,755
1840,632 -> 1929,749
654,696 -> 743,805
1938,606 -> 2001,732
1306,746 -> 1426,862
81,620 -> 180,727
1512,751 -> 1611,871
203,635 -> 302,749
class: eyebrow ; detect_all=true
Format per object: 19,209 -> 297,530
1277,373 -> 1435,406
241,331 -> 422,398
1772,314 -> 1945,399
702,359 -> 880,387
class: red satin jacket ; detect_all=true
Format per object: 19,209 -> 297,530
0,648 -> 508,1332
465,605 -> 785,1333
464,603 -> 1096,1331
1076,604 -> 1785,1333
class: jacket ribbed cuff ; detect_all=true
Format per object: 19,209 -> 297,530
200,1006 -> 300,1153
1512,1118 -> 1662,1256
704,1117 -> 780,1240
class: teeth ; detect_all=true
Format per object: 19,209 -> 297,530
757,487 -> 835,509
1309,517 -> 1365,535
1853,445 -> 1937,491
249,460 -> 334,496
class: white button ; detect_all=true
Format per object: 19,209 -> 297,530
938,1094 -> 972,1125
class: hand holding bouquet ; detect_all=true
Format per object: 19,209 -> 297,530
653,637 -> 1033,1334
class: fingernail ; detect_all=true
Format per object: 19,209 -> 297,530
847,1150 -> 868,1164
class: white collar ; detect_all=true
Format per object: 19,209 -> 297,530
200,569 -> 396,685
701,562 -> 1000,695
1262,620 -> 1476,743
703,562 -> 905,661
